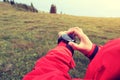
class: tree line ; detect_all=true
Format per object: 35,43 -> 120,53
3,0 -> 15,5
3,0 -> 57,14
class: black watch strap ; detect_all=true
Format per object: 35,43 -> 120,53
88,45 -> 99,60
58,34 -> 75,55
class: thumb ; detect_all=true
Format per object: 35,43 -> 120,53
68,42 -> 80,50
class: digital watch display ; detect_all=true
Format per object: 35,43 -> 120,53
58,34 -> 76,54
61,34 -> 75,42
58,34 -> 76,44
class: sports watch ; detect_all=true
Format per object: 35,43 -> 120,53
58,34 -> 76,55
58,34 -> 76,44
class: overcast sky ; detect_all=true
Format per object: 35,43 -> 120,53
1,0 -> 120,17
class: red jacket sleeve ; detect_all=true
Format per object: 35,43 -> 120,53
85,44 -> 102,60
23,42 -> 75,80
84,38 -> 120,80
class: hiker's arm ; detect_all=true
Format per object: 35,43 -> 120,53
23,33 -> 75,80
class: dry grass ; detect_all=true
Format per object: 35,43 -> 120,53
0,2 -> 120,79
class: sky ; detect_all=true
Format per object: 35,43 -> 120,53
1,0 -> 120,17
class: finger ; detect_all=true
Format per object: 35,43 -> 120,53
67,27 -> 83,37
67,27 -> 77,34
72,27 -> 88,43
68,42 -> 80,50
58,31 -> 67,37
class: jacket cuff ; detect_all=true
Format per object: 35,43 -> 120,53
58,41 -> 74,55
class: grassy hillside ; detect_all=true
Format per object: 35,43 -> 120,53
0,2 -> 120,80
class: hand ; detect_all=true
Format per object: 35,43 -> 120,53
67,27 -> 93,56
58,31 -> 67,38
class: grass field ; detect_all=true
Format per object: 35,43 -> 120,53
0,2 -> 120,80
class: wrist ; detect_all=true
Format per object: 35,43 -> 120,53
58,36 -> 74,55
87,44 -> 99,60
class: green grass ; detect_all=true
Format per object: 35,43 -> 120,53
0,2 -> 120,79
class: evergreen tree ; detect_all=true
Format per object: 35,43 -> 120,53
50,4 -> 57,14
31,3 -> 34,8
10,0 -> 15,5
3,0 -> 6,2
30,3 -> 38,12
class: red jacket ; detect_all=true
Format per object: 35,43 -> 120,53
23,38 -> 120,80
85,38 -> 120,80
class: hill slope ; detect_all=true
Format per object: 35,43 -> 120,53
0,2 -> 120,80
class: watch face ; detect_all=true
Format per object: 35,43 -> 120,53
61,34 -> 75,42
